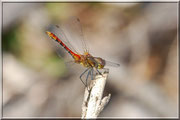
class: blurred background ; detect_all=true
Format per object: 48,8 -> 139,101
2,2 -> 178,118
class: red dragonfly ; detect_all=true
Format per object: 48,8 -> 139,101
46,17 -> 120,87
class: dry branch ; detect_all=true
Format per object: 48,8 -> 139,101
81,70 -> 111,119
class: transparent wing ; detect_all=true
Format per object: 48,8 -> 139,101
46,24 -> 78,55
62,16 -> 89,54
105,60 -> 120,67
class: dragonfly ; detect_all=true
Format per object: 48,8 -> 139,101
46,17 -> 120,87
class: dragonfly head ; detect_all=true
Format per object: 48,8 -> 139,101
94,57 -> 105,69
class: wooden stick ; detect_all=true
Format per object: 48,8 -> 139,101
81,70 -> 111,119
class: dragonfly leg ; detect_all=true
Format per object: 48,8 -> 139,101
80,68 -> 89,87
91,68 -> 94,80
103,68 -> 109,73
86,70 -> 91,87
96,69 -> 102,76
95,68 -> 105,79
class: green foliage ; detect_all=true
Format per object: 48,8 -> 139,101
43,55 -> 67,77
2,26 -> 21,55
45,3 -> 70,21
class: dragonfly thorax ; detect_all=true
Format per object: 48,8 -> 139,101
74,53 -> 105,69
